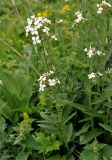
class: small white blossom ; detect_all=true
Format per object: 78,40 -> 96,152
98,72 -> 103,76
84,46 -> 96,58
51,35 -> 58,41
84,46 -> 106,58
39,83 -> 46,92
88,72 -> 96,79
49,70 -> 54,74
97,51 -> 105,56
43,26 -> 49,34
38,71 -> 60,92
56,19 -> 63,24
97,1 -> 111,14
106,68 -> 112,74
48,78 -> 60,86
74,11 -> 87,24
48,79 -> 57,86
88,72 -> 103,80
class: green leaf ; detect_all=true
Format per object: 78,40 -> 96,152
46,155 -> 67,160
80,129 -> 103,144
74,123 -> 90,137
99,123 -> 112,133
45,140 -> 60,153
24,135 -> 38,150
64,123 -> 73,142
100,145 -> 112,158
64,112 -> 76,125
16,152 -> 29,160
80,150 -> 100,160
38,123 -> 58,133
14,136 -> 23,145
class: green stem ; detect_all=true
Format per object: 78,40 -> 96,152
106,13 -> 110,43
41,40 -> 49,72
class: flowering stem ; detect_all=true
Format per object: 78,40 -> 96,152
41,39 -> 49,72
106,13 -> 110,43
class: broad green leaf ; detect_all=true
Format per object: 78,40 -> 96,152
80,150 -> 100,160
24,135 -> 38,150
100,145 -> 112,158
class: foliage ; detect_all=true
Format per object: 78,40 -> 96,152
0,0 -> 112,159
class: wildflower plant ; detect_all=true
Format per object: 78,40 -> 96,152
0,0 -> 112,160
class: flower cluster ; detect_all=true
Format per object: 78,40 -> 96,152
106,68 -> 112,75
23,112 -> 29,120
97,1 -> 111,14
25,15 -> 51,45
74,11 -> 86,24
84,46 -> 105,58
51,35 -> 58,41
38,71 -> 60,92
88,72 -> 103,81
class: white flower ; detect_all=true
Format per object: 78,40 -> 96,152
38,70 -> 60,91
106,68 -> 112,74
49,70 -> 54,74
43,26 -> 49,35
88,72 -> 103,80
38,75 -> 46,82
98,72 -> 103,76
97,51 -> 105,56
97,7 -> 103,14
48,79 -> 56,86
74,11 -> 86,24
32,36 -> 41,44
51,35 -> 58,41
56,19 -> 63,24
88,72 -> 96,79
97,1 -> 111,14
102,0 -> 111,7
84,46 -> 95,58
48,78 -> 60,86
26,15 -> 51,45
39,83 -> 46,92
84,46 -> 105,58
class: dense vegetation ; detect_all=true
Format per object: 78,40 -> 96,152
0,0 -> 112,159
